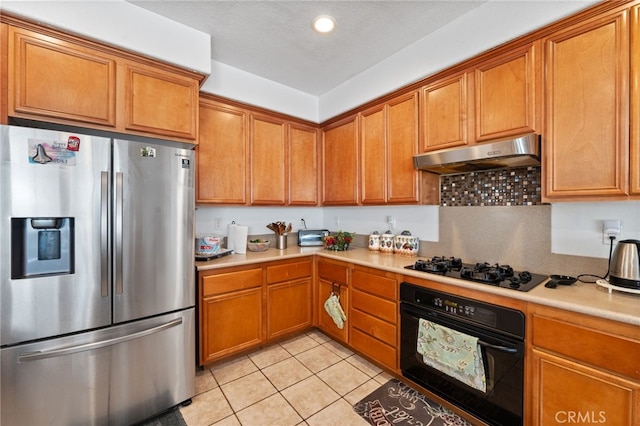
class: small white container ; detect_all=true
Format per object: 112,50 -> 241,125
393,231 -> 419,256
368,232 -> 380,251
379,231 -> 394,254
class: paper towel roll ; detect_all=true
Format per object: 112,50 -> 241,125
227,223 -> 237,251
227,223 -> 248,254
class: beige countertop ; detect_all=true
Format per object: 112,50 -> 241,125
196,246 -> 640,326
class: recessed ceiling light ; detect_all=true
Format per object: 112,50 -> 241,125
312,15 -> 336,34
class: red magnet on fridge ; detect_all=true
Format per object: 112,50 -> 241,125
67,136 -> 81,151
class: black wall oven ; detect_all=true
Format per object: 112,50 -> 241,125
400,282 -> 525,425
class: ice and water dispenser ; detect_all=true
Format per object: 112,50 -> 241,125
11,217 -> 75,279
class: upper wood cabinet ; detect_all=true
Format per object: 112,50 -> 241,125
197,98 -> 248,204
123,62 -> 198,140
542,9 -> 630,201
360,91 -> 421,204
321,114 -> 359,205
197,96 -> 318,206
421,72 -> 469,151
474,41 -> 541,142
8,26 -> 117,128
631,3 -> 640,196
288,123 -> 319,205
250,114 -> 319,205
1,23 -> 9,124
421,41 -> 540,152
6,25 -> 200,142
250,113 -> 287,205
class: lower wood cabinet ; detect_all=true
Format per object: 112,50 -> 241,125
198,257 -> 313,366
266,258 -> 313,340
528,304 -> 640,425
349,266 -> 398,370
316,259 -> 350,342
199,266 -> 263,364
201,287 -> 262,364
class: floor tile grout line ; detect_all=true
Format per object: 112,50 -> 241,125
192,331 -> 378,426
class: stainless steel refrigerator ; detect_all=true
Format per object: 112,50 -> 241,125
0,124 -> 196,425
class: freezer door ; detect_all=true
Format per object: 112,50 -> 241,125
1,308 -> 195,426
113,139 -> 195,323
0,125 -> 112,346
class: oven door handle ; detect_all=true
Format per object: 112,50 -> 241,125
477,340 -> 518,354
401,305 -> 520,354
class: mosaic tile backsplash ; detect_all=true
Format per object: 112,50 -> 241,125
440,166 -> 543,206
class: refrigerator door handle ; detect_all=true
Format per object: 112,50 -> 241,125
100,171 -> 109,297
17,318 -> 183,362
115,172 -> 124,294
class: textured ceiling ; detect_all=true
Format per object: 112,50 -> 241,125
128,1 -> 487,95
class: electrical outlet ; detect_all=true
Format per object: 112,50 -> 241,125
602,219 -> 621,245
386,215 -> 396,230
335,216 -> 340,226
214,218 -> 222,230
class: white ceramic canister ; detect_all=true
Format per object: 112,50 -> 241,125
368,231 -> 380,251
394,231 -> 419,256
379,231 -> 395,253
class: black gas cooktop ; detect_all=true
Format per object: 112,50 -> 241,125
404,256 -> 548,291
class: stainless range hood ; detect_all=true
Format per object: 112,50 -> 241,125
413,133 -> 540,175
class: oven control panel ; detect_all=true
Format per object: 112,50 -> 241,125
400,282 -> 525,339
427,296 -> 497,327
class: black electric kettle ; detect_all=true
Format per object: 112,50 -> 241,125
609,239 -> 640,289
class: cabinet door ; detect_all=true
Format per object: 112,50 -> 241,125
321,115 -> 359,205
289,123 -> 319,205
317,278 -> 348,343
474,41 -> 540,141
360,104 -> 386,204
8,26 -> 116,127
543,10 -> 629,199
531,349 -> 640,426
267,278 -> 312,340
200,288 -> 262,364
250,113 -> 286,205
124,63 -> 198,140
197,99 -> 248,204
421,72 -> 469,151
1,23 -> 9,124
631,4 -> 640,196
349,268 -> 398,369
387,92 -> 420,203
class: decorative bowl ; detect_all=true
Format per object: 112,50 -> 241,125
247,239 -> 270,252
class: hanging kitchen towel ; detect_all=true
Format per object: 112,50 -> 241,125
417,318 -> 486,393
324,292 -> 347,329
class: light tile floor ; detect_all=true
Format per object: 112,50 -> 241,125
180,330 -> 392,426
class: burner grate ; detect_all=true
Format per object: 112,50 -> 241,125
405,257 -> 547,291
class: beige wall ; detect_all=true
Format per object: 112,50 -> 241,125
419,205 -> 608,278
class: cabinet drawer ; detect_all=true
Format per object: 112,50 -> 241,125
351,309 -> 396,346
266,259 -> 312,284
352,269 -> 397,300
318,261 -> 348,284
202,268 -> 263,296
350,327 -> 396,370
532,314 -> 640,381
351,289 -> 396,323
